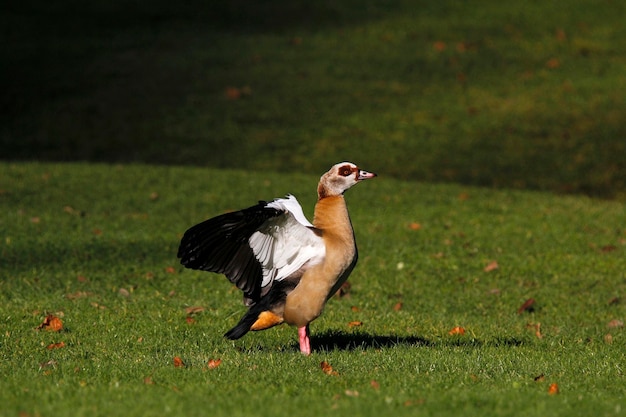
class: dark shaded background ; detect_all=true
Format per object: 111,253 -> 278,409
2,0 -> 625,199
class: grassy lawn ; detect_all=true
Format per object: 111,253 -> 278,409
1,162 -> 624,416
2,0 -> 625,198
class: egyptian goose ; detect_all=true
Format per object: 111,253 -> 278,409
177,162 -> 376,355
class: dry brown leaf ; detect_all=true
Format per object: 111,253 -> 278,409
185,306 -> 206,315
173,356 -> 185,368
370,380 -> 380,390
393,302 -> 403,311
433,41 -> 446,51
143,376 -> 154,385
448,326 -> 466,336
37,314 -> 63,332
527,322 -> 543,339
483,260 -> 499,272
320,361 -> 338,376
207,359 -> 222,369
607,319 -> 624,329
46,341 -> 66,350
185,317 -> 195,324
517,298 -> 536,314
348,321 -> 363,328
335,281 -> 351,298
165,266 -> 176,274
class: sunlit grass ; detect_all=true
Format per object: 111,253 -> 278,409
1,162 -> 624,417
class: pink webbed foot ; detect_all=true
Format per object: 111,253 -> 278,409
298,325 -> 311,355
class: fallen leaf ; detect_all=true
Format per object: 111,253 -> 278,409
144,376 -> 154,385
224,87 -> 241,100
458,192 -> 470,201
30,217 -> 41,224
344,389 -> 359,397
165,266 -> 176,274
92,228 -> 103,235
448,326 -> 466,335
336,281 -> 351,298
409,222 -> 421,230
39,359 -> 57,371
527,322 -> 543,339
517,298 -> 536,314
601,245 -> 617,253
149,192 -> 159,201
65,291 -> 93,300
77,275 -> 89,283
185,306 -> 205,315
118,288 -> 130,298
548,383 -> 559,395
370,380 -> 380,390
320,361 -> 339,376
483,261 -> 499,272
185,316 -> 195,324
404,399 -> 426,406
546,58 -> 561,69
350,306 -> 360,312
207,359 -> 222,369
348,321 -> 363,328
607,319 -> 624,329
173,356 -> 185,368
604,333 -> 613,344
37,314 -> 63,332
433,41 -> 446,51
393,302 -> 403,311
46,341 -> 66,350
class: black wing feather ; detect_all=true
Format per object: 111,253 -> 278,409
177,202 -> 282,302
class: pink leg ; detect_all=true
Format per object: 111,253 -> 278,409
298,325 -> 311,355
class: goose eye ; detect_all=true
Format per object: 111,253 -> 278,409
339,167 -> 353,177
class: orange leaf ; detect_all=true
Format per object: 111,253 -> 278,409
409,222 -> 421,231
448,326 -> 466,335
548,383 -> 559,395
185,316 -> 196,324
37,314 -> 63,332
207,359 -> 222,369
46,341 -> 66,350
607,319 -> 624,329
370,380 -> 380,390
348,321 -> 363,328
393,302 -> 403,311
320,361 -> 339,376
433,41 -> 446,51
165,266 -> 176,274
483,261 -> 499,272
546,58 -> 560,69
173,356 -> 185,368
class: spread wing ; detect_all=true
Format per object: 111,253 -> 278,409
178,195 -> 325,304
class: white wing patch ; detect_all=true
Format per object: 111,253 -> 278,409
248,196 -> 325,291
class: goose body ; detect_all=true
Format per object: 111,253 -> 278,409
177,162 -> 376,355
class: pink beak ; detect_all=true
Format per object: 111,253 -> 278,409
357,169 -> 377,180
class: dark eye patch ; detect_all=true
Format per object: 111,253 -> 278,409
339,166 -> 354,177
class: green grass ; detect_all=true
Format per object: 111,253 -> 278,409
2,0 -> 626,198
1,162 -> 625,417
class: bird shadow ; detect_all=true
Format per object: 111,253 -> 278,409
300,331 -> 526,354
307,330 -> 432,353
